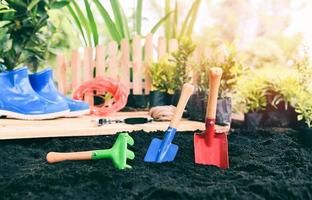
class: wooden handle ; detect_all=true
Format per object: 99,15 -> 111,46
46,151 -> 93,164
206,67 -> 223,119
170,83 -> 194,128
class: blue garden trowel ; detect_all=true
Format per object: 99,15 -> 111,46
144,83 -> 194,163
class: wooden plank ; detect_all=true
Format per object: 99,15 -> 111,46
107,41 -> 118,79
0,112 -> 205,140
71,49 -> 81,91
82,47 -> 94,106
144,33 -> 153,94
57,54 -> 67,94
192,46 -> 203,86
83,47 -> 94,82
157,36 -> 166,60
95,44 -> 106,78
120,39 -> 131,87
132,35 -> 143,95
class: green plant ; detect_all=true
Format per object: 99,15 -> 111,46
171,37 -> 196,90
164,0 -> 201,40
0,0 -> 69,71
193,44 -> 244,97
148,58 -> 176,94
67,0 -> 173,46
233,65 -> 312,127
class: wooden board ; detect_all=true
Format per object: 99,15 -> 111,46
0,112 -> 205,140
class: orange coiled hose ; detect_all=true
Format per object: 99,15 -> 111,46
73,77 -> 129,116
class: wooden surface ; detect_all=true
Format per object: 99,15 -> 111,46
0,112 -> 205,140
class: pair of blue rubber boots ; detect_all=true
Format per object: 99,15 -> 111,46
0,66 -> 89,120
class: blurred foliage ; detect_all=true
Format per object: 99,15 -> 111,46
233,61 -> 312,127
194,44 -> 244,98
0,0 -> 69,72
147,58 -> 176,94
171,37 -> 196,90
67,0 -> 173,46
164,0 -> 201,41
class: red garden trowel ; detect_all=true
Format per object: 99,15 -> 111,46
144,83 -> 194,163
194,67 -> 229,169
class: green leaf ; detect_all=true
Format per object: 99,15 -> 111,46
93,0 -> 122,43
71,1 -> 92,46
110,0 -> 126,38
135,0 -> 143,35
172,0 -> 178,38
50,0 -> 70,9
164,0 -> 171,39
150,11 -> 174,34
27,0 -> 40,11
179,0 -> 201,38
0,21 -> 11,27
297,115 -> 303,121
120,6 -> 130,39
84,0 -> 98,46
0,9 -> 15,14
186,0 -> 201,37
67,4 -> 88,46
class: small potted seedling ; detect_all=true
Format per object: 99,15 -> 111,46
188,48 -> 243,125
234,66 -> 305,129
148,58 -> 176,107
171,38 -> 196,106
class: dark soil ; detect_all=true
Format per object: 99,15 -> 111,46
1,128 -> 312,200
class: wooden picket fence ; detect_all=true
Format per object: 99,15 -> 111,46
56,34 -> 204,106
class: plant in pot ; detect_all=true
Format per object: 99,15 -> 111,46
147,58 -> 176,108
233,66 -> 307,129
188,47 -> 243,125
0,0 -> 69,72
171,37 -> 196,106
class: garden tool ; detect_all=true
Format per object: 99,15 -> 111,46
194,67 -> 229,169
94,117 -> 153,126
0,66 -> 69,120
144,83 -> 194,163
46,132 -> 135,170
29,68 -> 90,117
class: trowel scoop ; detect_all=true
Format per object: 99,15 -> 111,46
144,83 -> 194,163
194,67 -> 229,169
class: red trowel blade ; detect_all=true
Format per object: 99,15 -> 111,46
194,131 -> 229,169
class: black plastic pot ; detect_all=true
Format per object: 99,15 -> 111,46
149,91 -> 172,108
171,90 -> 181,106
244,111 -> 264,129
188,92 -> 232,124
244,103 -> 298,129
126,93 -> 149,108
187,92 -> 207,122
216,97 -> 232,125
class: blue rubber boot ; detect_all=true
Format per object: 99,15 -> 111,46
29,68 -> 90,117
0,67 -> 70,120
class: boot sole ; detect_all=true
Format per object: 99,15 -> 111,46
0,110 -> 70,120
65,109 -> 90,118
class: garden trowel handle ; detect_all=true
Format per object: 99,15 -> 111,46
206,68 -> 223,119
170,83 -> 194,129
46,151 -> 93,163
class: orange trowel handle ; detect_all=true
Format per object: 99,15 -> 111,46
169,83 -> 194,129
206,68 -> 223,119
205,68 -> 223,142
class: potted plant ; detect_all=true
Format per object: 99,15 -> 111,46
147,58 -> 176,107
0,0 -> 69,72
188,47 -> 243,124
233,66 -> 309,129
171,37 -> 196,106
